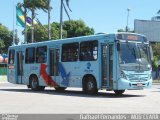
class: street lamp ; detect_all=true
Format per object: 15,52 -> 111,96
126,8 -> 131,32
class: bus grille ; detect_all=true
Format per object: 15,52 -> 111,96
128,75 -> 148,82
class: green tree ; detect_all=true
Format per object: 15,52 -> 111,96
27,22 -> 59,42
117,28 -> 134,33
63,20 -> 94,38
50,22 -> 66,40
152,43 -> 160,59
24,0 -> 48,43
0,24 -> 12,53
151,43 -> 160,70
27,24 -> 48,43
27,20 -> 94,42
0,40 -> 5,52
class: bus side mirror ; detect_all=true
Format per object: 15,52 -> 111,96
117,43 -> 120,51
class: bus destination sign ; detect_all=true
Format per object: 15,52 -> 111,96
116,34 -> 147,42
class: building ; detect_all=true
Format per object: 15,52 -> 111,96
151,16 -> 160,21
134,18 -> 160,42
134,17 -> 160,79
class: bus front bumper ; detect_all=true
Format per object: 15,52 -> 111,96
116,78 -> 152,90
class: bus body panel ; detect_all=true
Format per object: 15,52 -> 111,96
7,33 -> 152,93
116,70 -> 152,90
8,65 -> 16,84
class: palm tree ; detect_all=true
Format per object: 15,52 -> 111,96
48,0 -> 52,40
23,0 -> 48,43
60,0 -> 72,39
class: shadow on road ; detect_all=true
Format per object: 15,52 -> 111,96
0,88 -> 146,98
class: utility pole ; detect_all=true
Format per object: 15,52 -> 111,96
31,8 -> 35,43
12,0 -> 15,46
60,0 -> 63,39
24,6 -> 27,44
15,29 -> 19,45
59,0 -> 71,39
48,0 -> 51,40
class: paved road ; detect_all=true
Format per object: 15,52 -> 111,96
0,82 -> 160,114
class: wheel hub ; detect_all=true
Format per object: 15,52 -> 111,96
32,79 -> 38,88
87,81 -> 93,90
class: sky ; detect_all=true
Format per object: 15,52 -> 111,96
0,0 -> 160,42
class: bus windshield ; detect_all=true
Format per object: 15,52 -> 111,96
119,42 -> 151,71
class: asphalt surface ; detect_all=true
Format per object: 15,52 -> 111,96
0,82 -> 160,114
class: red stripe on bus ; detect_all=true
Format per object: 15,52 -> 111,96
40,64 -> 59,87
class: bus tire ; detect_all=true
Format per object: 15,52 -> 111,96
114,90 -> 125,95
83,76 -> 98,94
30,76 -> 40,91
27,85 -> 31,88
55,87 -> 67,91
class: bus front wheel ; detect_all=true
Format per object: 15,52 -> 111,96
114,90 -> 125,95
83,76 -> 98,94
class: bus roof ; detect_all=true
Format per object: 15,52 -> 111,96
9,34 -> 108,48
9,32 -> 147,49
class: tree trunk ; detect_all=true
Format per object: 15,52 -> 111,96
60,0 -> 63,39
31,8 -> 34,43
48,0 -> 51,40
24,7 -> 27,44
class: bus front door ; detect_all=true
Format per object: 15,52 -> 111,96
101,44 -> 113,89
16,51 -> 24,84
49,48 -> 59,84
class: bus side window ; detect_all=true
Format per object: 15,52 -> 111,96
62,43 -> 79,62
80,40 -> 98,61
36,46 -> 47,63
25,47 -> 35,63
8,49 -> 15,64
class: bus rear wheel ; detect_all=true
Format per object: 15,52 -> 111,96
114,90 -> 125,95
30,76 -> 44,91
83,76 -> 98,94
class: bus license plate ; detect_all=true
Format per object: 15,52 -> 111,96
137,83 -> 143,87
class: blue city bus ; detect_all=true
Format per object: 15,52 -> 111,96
7,33 -> 152,95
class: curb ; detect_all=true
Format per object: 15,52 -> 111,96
0,81 -> 8,83
0,80 -> 8,83
153,83 -> 160,85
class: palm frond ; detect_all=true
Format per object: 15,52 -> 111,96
66,0 -> 72,12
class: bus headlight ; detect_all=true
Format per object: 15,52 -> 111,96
121,71 -> 127,80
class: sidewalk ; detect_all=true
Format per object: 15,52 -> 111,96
152,80 -> 160,85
